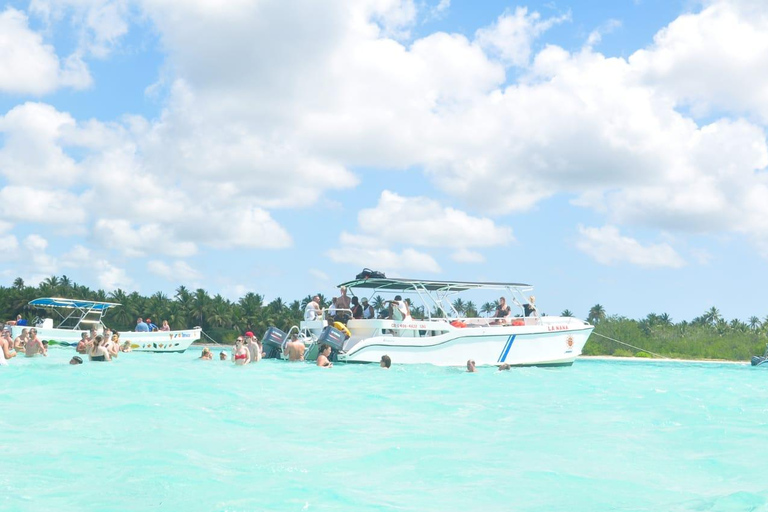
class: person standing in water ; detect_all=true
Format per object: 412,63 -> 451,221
1,330 -> 17,366
316,344 -> 333,368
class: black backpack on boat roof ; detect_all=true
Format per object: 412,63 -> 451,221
356,268 -> 386,280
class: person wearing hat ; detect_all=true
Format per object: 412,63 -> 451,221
69,356 -> 83,365
244,331 -> 262,363
361,298 -> 374,319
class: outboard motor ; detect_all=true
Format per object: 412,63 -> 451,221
261,327 -> 288,359
316,325 -> 347,361
752,355 -> 767,367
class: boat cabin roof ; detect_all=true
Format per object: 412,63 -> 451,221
337,277 -> 531,293
28,297 -> 121,311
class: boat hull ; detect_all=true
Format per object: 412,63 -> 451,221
8,325 -> 201,353
304,316 -> 594,367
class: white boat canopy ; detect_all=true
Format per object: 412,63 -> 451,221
27,297 -> 121,329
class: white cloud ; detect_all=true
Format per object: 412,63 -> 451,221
94,219 -> 197,258
0,7 -> 91,94
147,260 -> 201,282
95,259 -> 133,291
630,0 -> 768,122
327,246 -> 440,275
475,7 -> 569,67
356,191 -> 513,249
451,249 -> 485,263
576,225 -> 686,268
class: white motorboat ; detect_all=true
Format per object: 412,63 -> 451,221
7,298 -> 200,353
266,277 -> 593,367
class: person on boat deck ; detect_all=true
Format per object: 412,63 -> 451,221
1,330 -> 17,366
466,359 -> 476,373
233,338 -> 250,366
76,332 -> 88,354
316,343 -> 333,368
88,335 -> 110,362
135,317 -> 149,332
388,296 -> 409,322
380,355 -> 391,369
361,298 -> 374,319
284,333 -> 305,362
523,296 -> 538,317
492,297 -> 512,324
244,331 -> 261,363
351,296 -> 363,319
199,347 -> 212,360
327,297 -> 338,321
337,286 -> 351,322
304,296 -> 321,321
146,318 -> 158,331
161,320 -> 171,332
25,329 -> 46,357
14,328 -> 29,350
15,314 -> 27,326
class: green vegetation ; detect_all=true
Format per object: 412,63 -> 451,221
583,307 -> 767,361
1,276 -> 765,360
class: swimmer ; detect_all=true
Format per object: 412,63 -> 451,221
498,363 -> 511,371
88,335 -> 110,362
233,339 -> 250,366
219,351 -> 228,361
466,359 -> 476,373
1,330 -> 17,366
199,347 -> 213,360
69,356 -> 83,365
380,355 -> 391,369
284,333 -> 305,362
76,332 -> 88,354
14,328 -> 29,350
244,331 -> 261,363
121,341 -> 132,353
25,329 -> 46,357
316,344 -> 333,368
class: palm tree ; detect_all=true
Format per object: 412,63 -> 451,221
702,307 -> 721,326
658,313 -> 672,326
749,316 -> 761,330
587,304 -> 606,325
561,309 -> 573,317
451,298 -> 466,316
481,302 -> 495,317
464,301 -> 478,317
372,295 -> 385,311
192,288 -> 212,328
13,277 -> 24,290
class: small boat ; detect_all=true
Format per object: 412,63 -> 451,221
264,276 -> 593,367
751,346 -> 768,366
7,298 -> 200,353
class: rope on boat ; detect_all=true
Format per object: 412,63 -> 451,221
200,330 -> 223,346
592,332 -> 670,360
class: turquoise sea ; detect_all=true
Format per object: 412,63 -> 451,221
2,348 -> 767,512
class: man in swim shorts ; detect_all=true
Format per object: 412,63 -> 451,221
284,333 -> 305,362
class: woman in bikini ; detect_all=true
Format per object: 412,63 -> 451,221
316,344 -> 333,368
88,335 -> 111,362
233,339 -> 250,366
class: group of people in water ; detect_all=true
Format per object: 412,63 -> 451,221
197,329 -> 393,369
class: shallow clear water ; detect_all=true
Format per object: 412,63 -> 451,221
2,348 -> 768,512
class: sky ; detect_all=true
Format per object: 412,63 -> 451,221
1,0 -> 767,323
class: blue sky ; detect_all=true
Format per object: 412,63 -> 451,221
1,0 -> 767,324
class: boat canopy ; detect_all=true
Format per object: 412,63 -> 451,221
28,298 -> 121,311
337,277 -> 531,292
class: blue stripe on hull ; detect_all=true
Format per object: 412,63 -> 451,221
498,335 -> 516,363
